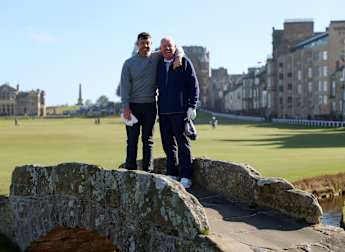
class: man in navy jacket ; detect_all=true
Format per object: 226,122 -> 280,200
157,37 -> 199,189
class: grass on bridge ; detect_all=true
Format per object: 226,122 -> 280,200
1,112 -> 345,195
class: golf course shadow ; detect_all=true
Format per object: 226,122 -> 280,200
219,130 -> 345,148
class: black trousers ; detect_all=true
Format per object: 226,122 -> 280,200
125,102 -> 157,171
159,113 -> 193,179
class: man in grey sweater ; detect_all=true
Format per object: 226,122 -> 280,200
120,32 -> 182,171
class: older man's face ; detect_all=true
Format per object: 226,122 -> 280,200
137,37 -> 152,56
160,39 -> 176,60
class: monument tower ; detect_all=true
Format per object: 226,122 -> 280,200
77,83 -> 83,105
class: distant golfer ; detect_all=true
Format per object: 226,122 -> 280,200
210,116 -> 218,129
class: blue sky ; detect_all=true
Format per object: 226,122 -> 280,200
1,0 -> 344,105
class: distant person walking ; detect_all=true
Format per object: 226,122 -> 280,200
120,32 -> 183,172
156,36 -> 199,189
210,116 -> 218,129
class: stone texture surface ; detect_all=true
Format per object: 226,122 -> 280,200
0,163 -> 217,252
193,158 -> 322,224
0,158 -> 338,251
121,157 -> 323,224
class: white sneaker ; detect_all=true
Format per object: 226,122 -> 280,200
180,178 -> 192,189
167,175 -> 179,181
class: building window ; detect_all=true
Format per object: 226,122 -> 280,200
308,67 -> 312,78
340,101 -> 343,113
319,66 -> 323,77
297,70 -> 302,80
287,97 -> 292,103
323,51 -> 328,61
287,72 -> 293,78
332,102 -> 336,112
318,80 -> 322,92
331,81 -> 336,97
267,78 -> 272,89
308,82 -> 313,92
323,81 -> 328,92
279,73 -> 284,80
288,83 -> 292,90
297,84 -> 302,94
323,95 -> 328,105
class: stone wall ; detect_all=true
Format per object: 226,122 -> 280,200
0,158 -> 324,251
0,163 -> 220,252
146,157 -> 322,224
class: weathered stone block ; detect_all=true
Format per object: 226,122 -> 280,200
4,163 -> 217,251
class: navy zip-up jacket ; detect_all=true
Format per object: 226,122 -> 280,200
157,56 -> 199,114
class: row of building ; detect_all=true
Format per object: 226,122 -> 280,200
0,83 -> 46,116
184,19 -> 345,120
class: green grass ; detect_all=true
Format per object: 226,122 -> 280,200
0,113 -> 345,195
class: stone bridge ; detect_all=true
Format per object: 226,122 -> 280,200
1,158 -> 345,251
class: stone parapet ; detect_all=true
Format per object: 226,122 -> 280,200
1,163 -> 219,251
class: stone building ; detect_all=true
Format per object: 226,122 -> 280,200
272,20 -> 345,119
0,83 -> 17,115
210,67 -> 230,111
183,46 -> 211,108
0,83 -> 46,116
265,58 -> 275,118
224,79 -> 243,113
330,66 -> 345,119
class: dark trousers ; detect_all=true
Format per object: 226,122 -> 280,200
159,113 -> 193,179
125,102 -> 157,171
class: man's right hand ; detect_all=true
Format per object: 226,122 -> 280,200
123,106 -> 132,120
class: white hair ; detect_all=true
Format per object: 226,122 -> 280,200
160,36 -> 176,46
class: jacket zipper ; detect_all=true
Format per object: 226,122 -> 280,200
165,65 -> 169,88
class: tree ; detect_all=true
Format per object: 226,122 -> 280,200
96,95 -> 109,107
84,99 -> 93,106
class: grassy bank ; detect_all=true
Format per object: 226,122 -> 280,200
1,114 -> 345,195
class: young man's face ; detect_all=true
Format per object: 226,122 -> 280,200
137,37 -> 152,56
160,39 -> 176,60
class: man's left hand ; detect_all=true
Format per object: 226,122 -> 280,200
187,108 -> 197,120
